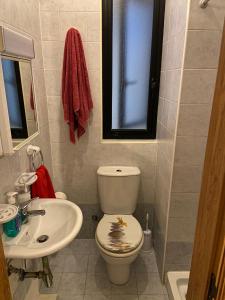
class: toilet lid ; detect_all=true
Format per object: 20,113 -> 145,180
96,215 -> 143,254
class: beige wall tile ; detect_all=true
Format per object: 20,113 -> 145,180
174,136 -> 207,166
184,30 -> 222,69
166,101 -> 178,136
157,123 -> 174,163
58,0 -> 78,11
42,41 -> 64,69
188,0 -> 225,30
40,0 -> 59,11
83,42 -> 100,70
159,72 -> 166,98
86,12 -> 101,42
41,11 -> 60,40
74,0 -> 100,12
157,97 -> 166,125
172,165 -> 203,193
177,104 -> 212,136
167,32 -> 185,70
170,192 -> 199,219
164,69 -> 182,102
181,69 -> 217,104
47,96 -> 64,121
161,42 -> 168,71
59,12 -> 87,41
167,217 -> 196,242
49,120 -> 67,143
32,41 -> 44,70
44,69 -> 61,96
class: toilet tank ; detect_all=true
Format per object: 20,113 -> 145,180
97,166 -> 141,214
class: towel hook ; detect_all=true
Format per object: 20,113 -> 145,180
27,145 -> 44,171
199,0 -> 211,8
31,151 -> 44,171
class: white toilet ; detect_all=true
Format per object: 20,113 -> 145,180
95,166 -> 144,285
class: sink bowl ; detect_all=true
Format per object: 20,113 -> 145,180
2,199 -> 83,259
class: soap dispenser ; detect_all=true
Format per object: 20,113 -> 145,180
3,192 -> 21,238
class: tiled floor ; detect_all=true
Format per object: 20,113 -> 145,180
40,239 -> 169,300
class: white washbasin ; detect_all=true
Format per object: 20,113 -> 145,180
2,198 -> 83,259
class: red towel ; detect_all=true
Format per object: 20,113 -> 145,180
31,165 -> 55,199
62,28 -> 93,143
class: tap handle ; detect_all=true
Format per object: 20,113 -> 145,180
19,197 -> 39,210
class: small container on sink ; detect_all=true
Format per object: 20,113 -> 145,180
2,192 -> 21,238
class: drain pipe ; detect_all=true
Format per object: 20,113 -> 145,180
7,256 -> 53,288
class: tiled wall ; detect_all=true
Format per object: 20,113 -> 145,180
165,0 -> 225,273
0,0 -> 52,298
155,0 -> 225,279
154,0 -> 190,278
39,0 -> 158,234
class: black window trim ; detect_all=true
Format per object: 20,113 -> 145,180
102,0 -> 165,139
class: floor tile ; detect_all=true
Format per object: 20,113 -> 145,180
58,273 -> 86,295
57,292 -> 84,300
85,273 -> 112,295
57,245 -> 73,255
87,254 -> 106,273
70,239 -> 98,254
111,296 -> 138,300
49,253 -> 66,273
163,286 -> 168,295
40,240 -> 168,299
135,252 -> 158,273
84,295 -> 111,300
111,273 -> 138,295
138,295 -> 169,300
137,273 -> 164,295
63,254 -> 88,273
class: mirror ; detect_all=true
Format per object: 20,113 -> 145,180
1,57 -> 38,148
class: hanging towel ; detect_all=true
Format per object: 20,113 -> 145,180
31,165 -> 55,199
62,28 -> 93,143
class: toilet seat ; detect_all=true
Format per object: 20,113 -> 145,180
96,214 -> 143,254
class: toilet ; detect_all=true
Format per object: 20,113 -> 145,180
95,166 -> 144,285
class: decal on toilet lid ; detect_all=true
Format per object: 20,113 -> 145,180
96,215 -> 143,254
108,217 -> 132,253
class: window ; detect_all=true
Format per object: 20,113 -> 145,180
102,0 -> 165,139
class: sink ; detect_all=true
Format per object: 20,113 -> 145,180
2,199 -> 83,259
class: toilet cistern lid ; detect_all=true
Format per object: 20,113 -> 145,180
97,166 -> 141,177
96,214 -> 143,254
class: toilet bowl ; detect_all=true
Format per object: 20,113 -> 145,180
95,166 -> 143,285
96,214 -> 144,284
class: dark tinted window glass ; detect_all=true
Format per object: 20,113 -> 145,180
112,0 -> 154,130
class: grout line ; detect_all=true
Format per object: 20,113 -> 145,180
83,254 -> 90,296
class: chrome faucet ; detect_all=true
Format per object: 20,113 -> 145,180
20,197 -> 46,223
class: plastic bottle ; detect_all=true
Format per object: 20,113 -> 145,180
3,192 -> 21,238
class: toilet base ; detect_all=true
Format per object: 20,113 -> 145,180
96,235 -> 144,285
106,263 -> 130,285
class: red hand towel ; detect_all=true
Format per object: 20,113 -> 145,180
31,165 -> 55,199
62,28 -> 93,143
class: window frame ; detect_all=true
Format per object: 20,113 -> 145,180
102,0 -> 165,139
